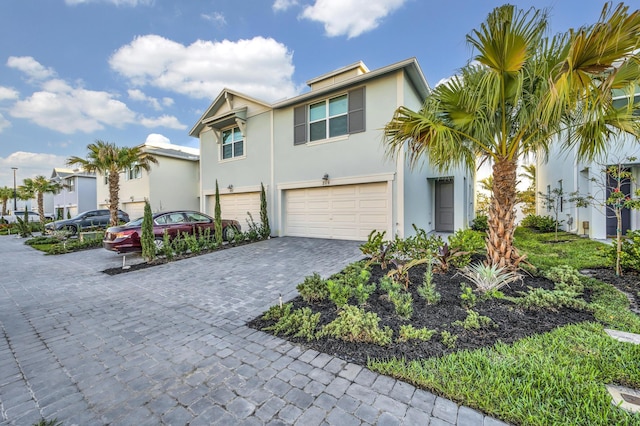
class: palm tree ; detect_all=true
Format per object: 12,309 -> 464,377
67,140 -> 158,226
384,3 -> 640,268
0,186 -> 13,216
517,164 -> 537,216
20,176 -> 62,223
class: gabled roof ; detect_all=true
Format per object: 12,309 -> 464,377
189,89 -> 271,137
189,58 -> 430,137
50,167 -> 95,181
273,57 -> 429,108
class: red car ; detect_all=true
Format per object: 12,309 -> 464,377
103,210 -> 241,253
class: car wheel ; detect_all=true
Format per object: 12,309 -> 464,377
154,237 -> 164,251
63,225 -> 77,235
223,226 -> 238,242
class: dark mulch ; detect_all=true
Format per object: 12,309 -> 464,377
582,268 -> 640,313
248,262 -> 599,365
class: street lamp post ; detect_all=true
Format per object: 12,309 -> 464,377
11,167 -> 17,212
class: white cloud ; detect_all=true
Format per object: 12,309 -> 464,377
0,87 -> 19,101
300,0 -> 406,38
273,0 -> 298,11
145,133 -> 170,145
109,35 -> 298,102
201,12 -> 226,26
0,113 -> 10,132
7,58 -> 186,134
65,0 -> 153,6
127,88 -> 172,111
7,56 -> 55,81
0,151 -> 69,187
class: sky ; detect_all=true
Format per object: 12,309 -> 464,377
0,0 -> 620,188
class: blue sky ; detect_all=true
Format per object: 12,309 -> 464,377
0,0 -> 615,187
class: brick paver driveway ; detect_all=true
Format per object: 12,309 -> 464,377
0,236 -> 507,425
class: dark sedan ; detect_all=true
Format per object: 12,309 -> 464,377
103,210 -> 241,253
45,209 -> 130,235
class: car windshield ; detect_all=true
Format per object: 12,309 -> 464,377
127,217 -> 144,226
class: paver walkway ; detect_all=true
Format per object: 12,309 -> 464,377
0,235 -> 509,425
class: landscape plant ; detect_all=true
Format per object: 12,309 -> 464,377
214,180 -> 222,245
383,3 -> 640,268
259,182 -> 270,239
67,140 -> 158,226
140,199 -> 155,262
20,176 -> 62,225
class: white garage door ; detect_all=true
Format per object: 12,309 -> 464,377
285,182 -> 389,241
124,202 -> 145,220
207,192 -> 261,226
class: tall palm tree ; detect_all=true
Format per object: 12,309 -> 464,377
384,3 -> 640,268
0,186 -> 13,216
20,176 -> 62,223
67,140 -> 158,226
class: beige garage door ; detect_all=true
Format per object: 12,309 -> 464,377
285,182 -> 389,241
124,202 -> 145,220
207,192 -> 261,226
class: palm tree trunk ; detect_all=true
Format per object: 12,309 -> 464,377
37,193 -> 45,223
486,158 -> 523,268
108,171 -> 120,226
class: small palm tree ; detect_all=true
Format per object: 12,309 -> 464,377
19,176 -> 62,223
0,186 -> 12,216
67,140 -> 158,226
384,3 -> 640,268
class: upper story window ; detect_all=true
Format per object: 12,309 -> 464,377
309,95 -> 348,141
294,87 -> 365,145
66,177 -> 75,192
126,165 -> 142,180
222,127 -> 244,160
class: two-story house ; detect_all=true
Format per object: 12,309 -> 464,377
96,140 -> 200,219
537,88 -> 640,240
50,168 -> 97,219
190,58 -> 474,241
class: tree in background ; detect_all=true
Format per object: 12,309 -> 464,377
259,182 -> 270,239
214,180 -> 222,245
518,164 -> 536,217
20,176 -> 62,224
67,140 -> 158,226
384,3 -> 640,268
140,199 -> 156,262
0,186 -> 12,216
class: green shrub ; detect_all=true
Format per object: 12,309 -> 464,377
607,229 -> 640,272
470,214 -> 489,232
297,273 -> 329,303
161,231 -> 174,260
510,287 -> 587,311
453,309 -> 495,330
544,265 -> 584,293
262,302 -> 293,321
25,236 -> 60,246
460,262 -> 522,292
520,214 -> 560,232
417,261 -> 441,305
388,290 -> 413,320
326,264 -> 373,307
327,279 -> 351,308
447,229 -> 485,268
264,306 -> 321,340
319,305 -> 393,346
440,331 -> 458,349
460,283 -> 477,309
397,325 -> 436,342
379,276 -> 402,293
141,200 -> 155,262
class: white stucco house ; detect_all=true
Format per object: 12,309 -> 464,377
189,58 -> 474,241
536,90 -> 640,240
50,168 -> 97,219
96,140 -> 200,219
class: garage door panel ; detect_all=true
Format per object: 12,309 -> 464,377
285,182 -> 389,241
208,192 -> 261,225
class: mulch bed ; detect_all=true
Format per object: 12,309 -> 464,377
248,262 -> 606,365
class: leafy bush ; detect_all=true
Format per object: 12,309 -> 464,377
520,214 -> 561,233
379,276 -> 401,293
45,238 -> 102,254
25,236 -> 60,246
470,214 -> 489,232
319,305 -> 392,346
606,229 -> 640,272
544,265 -> 583,292
447,229 -> 485,268
510,287 -> 587,311
297,273 -> 329,303
440,331 -> 458,349
460,283 -> 477,309
326,264 -> 374,307
459,262 -> 522,292
453,309 -> 495,330
264,306 -> 321,340
388,290 -> 413,320
262,302 -> 293,321
397,325 -> 436,342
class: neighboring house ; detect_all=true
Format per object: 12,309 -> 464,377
96,140 -> 200,219
190,58 -> 474,241
50,168 -> 97,219
537,90 -> 640,240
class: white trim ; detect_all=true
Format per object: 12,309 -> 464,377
395,70 -> 405,238
276,172 -> 395,191
306,134 -> 349,147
